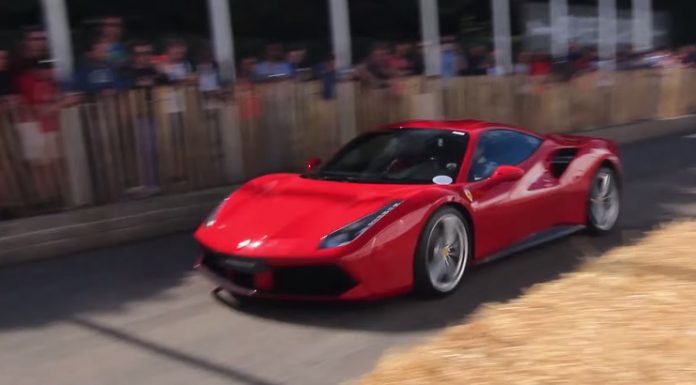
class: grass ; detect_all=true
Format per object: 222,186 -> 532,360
357,221 -> 696,385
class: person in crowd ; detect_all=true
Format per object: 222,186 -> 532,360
570,47 -> 594,75
408,41 -> 425,75
657,48 -> 683,69
464,45 -> 488,76
72,39 -> 125,97
157,39 -> 196,183
0,50 -> 14,99
358,42 -> 393,88
252,43 -> 294,82
196,47 -> 221,94
529,51 -> 552,76
100,16 -> 128,68
122,42 -> 161,195
237,57 -> 258,88
441,37 -> 464,79
316,55 -> 337,99
616,48 -> 635,71
288,45 -> 312,81
9,26 -> 48,86
236,57 -> 263,119
390,42 -> 414,77
17,59 -> 74,204
384,42 -> 413,95
550,57 -> 574,82
124,41 -> 162,89
587,48 -> 602,70
514,51 -> 531,75
159,39 -> 196,85
566,43 -> 584,67
485,51 -> 506,76
681,45 -> 696,67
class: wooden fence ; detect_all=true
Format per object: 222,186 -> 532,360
1,68 -> 695,219
0,103 -> 69,218
77,88 -> 229,203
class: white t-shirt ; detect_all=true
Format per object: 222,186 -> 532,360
163,61 -> 193,82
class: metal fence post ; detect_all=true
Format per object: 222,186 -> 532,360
632,0 -> 653,52
491,0 -> 513,75
208,0 -> 236,83
328,0 -> 357,144
599,0 -> 618,71
550,0 -> 570,59
41,0 -> 74,83
419,0 -> 442,77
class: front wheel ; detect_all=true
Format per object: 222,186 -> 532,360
587,166 -> 621,234
413,207 -> 472,297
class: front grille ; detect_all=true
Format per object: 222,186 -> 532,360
201,250 -> 261,290
272,265 -> 357,296
200,248 -> 357,297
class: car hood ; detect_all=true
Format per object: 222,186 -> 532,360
196,174 -> 420,257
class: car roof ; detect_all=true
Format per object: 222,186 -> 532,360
380,119 -> 540,137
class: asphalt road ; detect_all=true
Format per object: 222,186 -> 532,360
2,128 -> 695,385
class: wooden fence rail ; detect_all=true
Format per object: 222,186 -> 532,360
1,68 -> 695,219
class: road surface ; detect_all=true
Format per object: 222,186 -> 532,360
1,128 -> 695,385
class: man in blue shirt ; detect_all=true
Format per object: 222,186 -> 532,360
72,39 -> 124,96
252,43 -> 294,82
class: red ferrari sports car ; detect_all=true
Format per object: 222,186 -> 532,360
194,120 -> 622,301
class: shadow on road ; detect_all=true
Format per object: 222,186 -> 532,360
0,232 -> 199,331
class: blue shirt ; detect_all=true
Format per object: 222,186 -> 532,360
252,61 -> 294,82
72,61 -> 124,95
442,51 -> 459,78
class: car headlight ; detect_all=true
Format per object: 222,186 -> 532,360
204,199 -> 228,228
319,200 -> 402,249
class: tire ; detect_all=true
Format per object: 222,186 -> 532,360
413,206 -> 472,297
586,166 -> 621,235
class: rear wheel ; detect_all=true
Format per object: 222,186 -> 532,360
413,207 -> 471,297
587,167 -> 621,234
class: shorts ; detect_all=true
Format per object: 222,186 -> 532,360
17,121 -> 60,164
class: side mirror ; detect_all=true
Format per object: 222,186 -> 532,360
487,165 -> 524,186
306,157 -> 322,173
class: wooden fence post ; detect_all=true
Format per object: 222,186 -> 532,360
412,78 -> 444,120
336,81 -> 357,145
219,101 -> 246,183
60,106 -> 94,207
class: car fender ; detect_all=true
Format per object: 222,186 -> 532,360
352,186 -> 472,293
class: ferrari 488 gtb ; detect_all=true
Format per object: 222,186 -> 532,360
195,120 -> 622,301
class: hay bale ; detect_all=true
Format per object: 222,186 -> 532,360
358,221 -> 696,385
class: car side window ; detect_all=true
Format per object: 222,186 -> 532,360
468,129 -> 542,182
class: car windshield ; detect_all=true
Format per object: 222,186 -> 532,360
307,128 -> 469,184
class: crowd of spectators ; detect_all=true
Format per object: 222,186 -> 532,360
3,15 -> 696,217
3,17 -> 696,140
4,18 -> 696,105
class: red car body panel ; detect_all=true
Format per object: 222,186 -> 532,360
194,120 -> 622,301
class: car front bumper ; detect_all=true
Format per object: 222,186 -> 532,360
194,245 -> 411,301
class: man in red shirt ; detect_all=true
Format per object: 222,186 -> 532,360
16,59 -> 73,204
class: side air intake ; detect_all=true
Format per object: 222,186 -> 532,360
550,148 -> 579,178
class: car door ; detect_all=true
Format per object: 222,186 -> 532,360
464,129 -> 545,259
